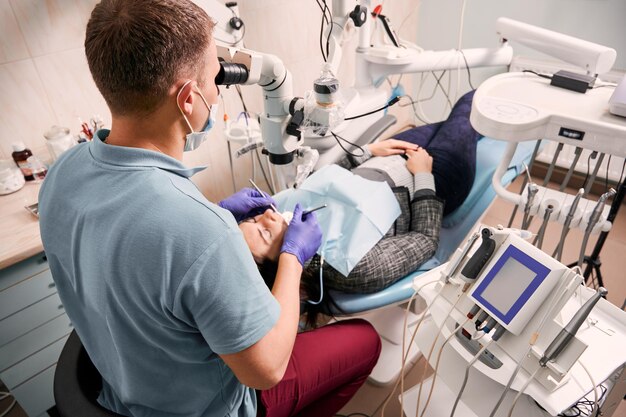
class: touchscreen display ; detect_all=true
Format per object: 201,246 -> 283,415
479,256 -> 537,315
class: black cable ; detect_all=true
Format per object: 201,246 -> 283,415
583,152 -> 595,189
604,155 -> 612,192
330,131 -> 366,158
558,384 -> 608,417
318,0 -> 327,61
344,96 -> 400,121
214,8 -> 246,45
432,70 -> 453,110
459,49 -> 475,90
323,0 -> 333,58
396,71 -> 449,124
316,0 -> 332,61
315,0 -> 329,24
398,71 -> 447,110
619,159 -> 626,186
334,413 -> 372,417
397,95 -> 429,125
523,69 -> 553,80
427,71 -> 448,102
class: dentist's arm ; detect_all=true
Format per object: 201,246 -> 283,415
220,204 -> 322,389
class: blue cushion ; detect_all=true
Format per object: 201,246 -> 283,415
330,138 -> 538,314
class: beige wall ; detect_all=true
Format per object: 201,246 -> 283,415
0,0 -> 419,201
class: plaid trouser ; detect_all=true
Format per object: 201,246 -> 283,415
305,187 -> 444,294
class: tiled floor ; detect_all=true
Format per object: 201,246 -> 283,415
338,175 -> 626,417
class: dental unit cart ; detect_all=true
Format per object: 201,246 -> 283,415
402,226 -> 626,417
396,37 -> 626,417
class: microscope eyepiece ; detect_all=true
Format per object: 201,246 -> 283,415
215,60 -> 249,86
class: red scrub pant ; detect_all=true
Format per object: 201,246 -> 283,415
257,318 -> 381,417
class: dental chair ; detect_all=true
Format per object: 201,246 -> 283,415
330,136 -> 537,314
329,135 -> 538,385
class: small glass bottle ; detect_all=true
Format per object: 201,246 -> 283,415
11,142 -> 34,181
28,155 -> 47,182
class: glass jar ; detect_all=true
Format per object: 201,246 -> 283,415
44,125 -> 75,162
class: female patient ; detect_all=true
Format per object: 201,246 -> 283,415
239,90 -> 478,318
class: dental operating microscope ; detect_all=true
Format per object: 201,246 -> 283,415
199,0 -> 514,190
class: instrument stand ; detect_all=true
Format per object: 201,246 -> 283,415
568,179 -> 626,288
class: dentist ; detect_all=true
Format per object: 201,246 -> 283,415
38,1 -> 380,416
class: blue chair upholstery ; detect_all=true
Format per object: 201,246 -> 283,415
329,138 -> 537,314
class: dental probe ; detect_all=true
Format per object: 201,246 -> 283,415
302,204 -> 327,219
577,188 -> 616,268
249,179 -> 290,225
539,287 -> 607,367
553,189 -> 584,261
248,179 -> 279,213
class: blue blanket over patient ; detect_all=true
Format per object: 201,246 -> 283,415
394,90 -> 479,215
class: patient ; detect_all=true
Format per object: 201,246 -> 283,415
238,90 -> 479,322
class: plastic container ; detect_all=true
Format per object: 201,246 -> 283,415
12,142 -> 34,181
0,160 -> 25,195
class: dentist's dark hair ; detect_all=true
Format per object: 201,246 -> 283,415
85,0 -> 215,116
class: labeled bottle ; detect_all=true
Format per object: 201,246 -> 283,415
11,142 -> 34,181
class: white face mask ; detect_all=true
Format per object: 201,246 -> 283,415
177,80 -> 218,152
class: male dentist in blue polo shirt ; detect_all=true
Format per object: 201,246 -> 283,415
39,1 -> 380,416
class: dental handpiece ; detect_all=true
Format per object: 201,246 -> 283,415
539,287 -> 608,367
586,188 -> 616,233
578,189 -> 616,267
522,183 -> 539,230
533,205 -> 553,249
460,228 -> 496,282
443,231 -> 480,282
553,189 -> 584,261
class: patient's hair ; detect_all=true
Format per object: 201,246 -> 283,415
257,260 -> 343,329
85,0 -> 215,116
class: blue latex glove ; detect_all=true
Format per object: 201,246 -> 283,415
218,188 -> 277,222
281,204 -> 323,266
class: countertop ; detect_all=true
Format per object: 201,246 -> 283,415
0,182 -> 43,270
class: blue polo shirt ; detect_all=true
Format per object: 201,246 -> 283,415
39,130 -> 280,417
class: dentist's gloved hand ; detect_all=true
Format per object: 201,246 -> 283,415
281,204 -> 322,266
218,188 -> 277,222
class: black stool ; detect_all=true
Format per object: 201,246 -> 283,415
54,330 -> 125,417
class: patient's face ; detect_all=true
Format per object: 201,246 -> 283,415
239,209 -> 288,263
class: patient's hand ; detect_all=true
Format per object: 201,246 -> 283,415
405,148 -> 433,174
368,139 -> 419,157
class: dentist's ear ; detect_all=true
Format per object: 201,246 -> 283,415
176,80 -> 195,115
